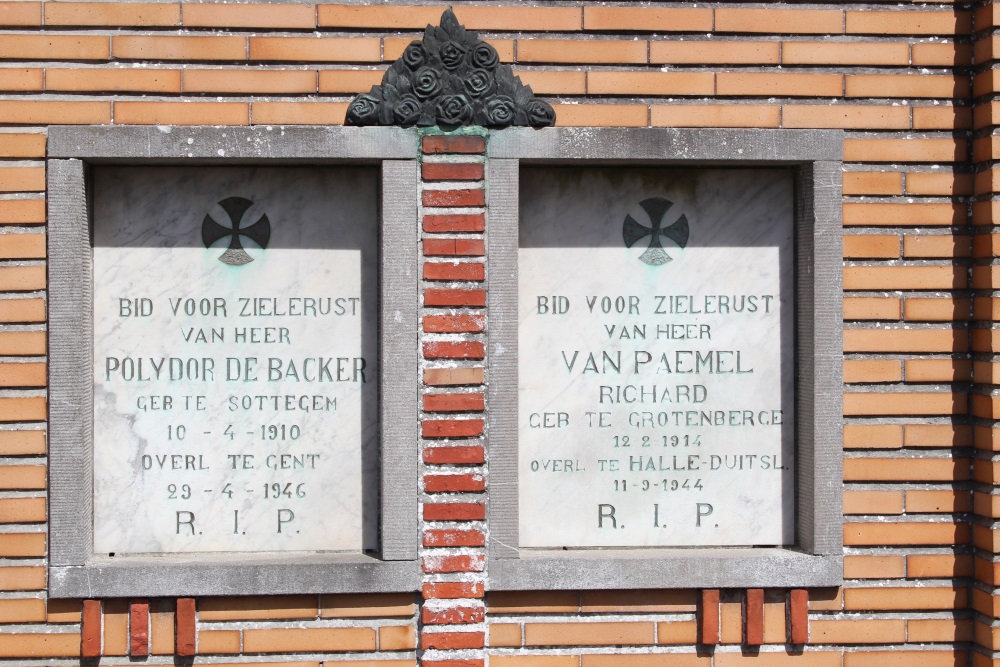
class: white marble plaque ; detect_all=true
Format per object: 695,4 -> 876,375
92,166 -> 378,554
518,167 -> 794,548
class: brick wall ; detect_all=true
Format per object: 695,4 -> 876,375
0,0 -> 990,664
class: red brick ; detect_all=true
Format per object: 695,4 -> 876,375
422,163 -> 484,181
789,590 -> 807,645
424,474 -> 486,493
423,135 -> 485,154
423,188 -> 486,208
130,601 -> 148,657
423,315 -> 485,333
422,604 -> 485,624
424,289 -> 486,307
701,589 -> 719,645
744,589 -> 763,646
422,419 -> 484,438
175,598 -> 195,657
422,631 -> 485,650
424,502 -> 485,521
423,393 -> 485,412
424,214 -> 485,233
82,600 -> 101,659
422,555 -> 485,574
423,446 -> 485,465
423,341 -> 484,360
423,529 -> 486,547
423,238 -> 485,257
423,262 -> 485,282
423,582 -> 485,599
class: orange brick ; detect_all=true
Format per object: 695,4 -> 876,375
715,8 -> 844,34
0,2 -> 41,26
251,102 -> 348,125
846,10 -> 971,35
0,532 -> 45,557
906,173 -> 973,197
524,622 -> 654,646
843,297 -> 900,321
843,202 -> 963,227
47,68 -> 180,93
783,41 -> 909,65
490,623 -> 521,647
584,7 -> 711,32
0,266 -> 45,291
249,37 -> 379,62
843,423 -> 903,449
183,3 -> 314,28
488,591 -> 579,613
843,359 -> 902,383
846,588 -> 966,614
716,654 -> 840,667
844,555 -> 905,579
243,628 -> 375,653
811,619 -> 906,644
905,423 -> 971,448
321,593 -> 415,618
0,632 -> 79,658
0,101 -> 109,125
0,362 -> 45,387
0,565 -> 44,590
0,133 -> 44,158
0,224 -> 40,248
843,266 -> 965,290
914,42 -> 972,67
908,554 -> 972,578
905,359 -> 971,382
843,490 -> 904,514
315,4 -> 444,29
808,588 -> 843,611
843,392 -> 964,415
651,40 -> 780,65
719,599 -> 741,644
843,172 -> 903,196
553,104 -> 647,127
656,620 -> 698,645
196,630 -> 240,654
847,75 -> 968,99
651,104 -> 779,128
581,590 -> 696,613
845,457 -> 967,481
586,656 -> 708,667
0,397 -> 46,422
149,600 -> 173,655
44,2 -> 178,26
493,657 -> 579,667
904,297 -> 969,321
114,101 -> 248,125
914,106 -> 972,131
379,625 -> 416,651
844,138 -> 965,162
46,598 -> 80,623
908,618 -> 972,643
515,70 -> 586,96
320,4 -> 582,31
0,597 -> 45,622
718,72 -> 842,97
588,71 -> 713,96
845,522 -> 967,547
0,68 -> 42,91
200,596 -> 318,621
519,39 -> 647,64
907,489 -> 970,513
783,104 -> 909,130
103,598 -> 128,656
112,35 -> 246,61
844,328 -> 965,353
0,430 -> 44,455
424,367 -> 484,386
0,168 -> 43,193
843,234 -> 899,258
317,69 -> 384,94
0,331 -> 45,355
0,34 -> 109,59
0,465 -> 45,489
184,69 -> 316,94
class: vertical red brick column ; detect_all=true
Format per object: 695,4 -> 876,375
419,131 -> 488,667
973,3 -> 1000,664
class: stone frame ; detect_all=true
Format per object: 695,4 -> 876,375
46,126 -> 421,597
485,127 -> 844,589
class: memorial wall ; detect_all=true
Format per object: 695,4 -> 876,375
0,1 -> 990,666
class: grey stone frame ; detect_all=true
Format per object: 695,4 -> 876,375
47,126 -> 421,597
486,128 -> 844,589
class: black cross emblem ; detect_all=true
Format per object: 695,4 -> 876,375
622,197 -> 689,266
201,197 -> 271,266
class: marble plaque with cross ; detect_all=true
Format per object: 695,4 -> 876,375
91,166 -> 379,554
518,167 -> 795,548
